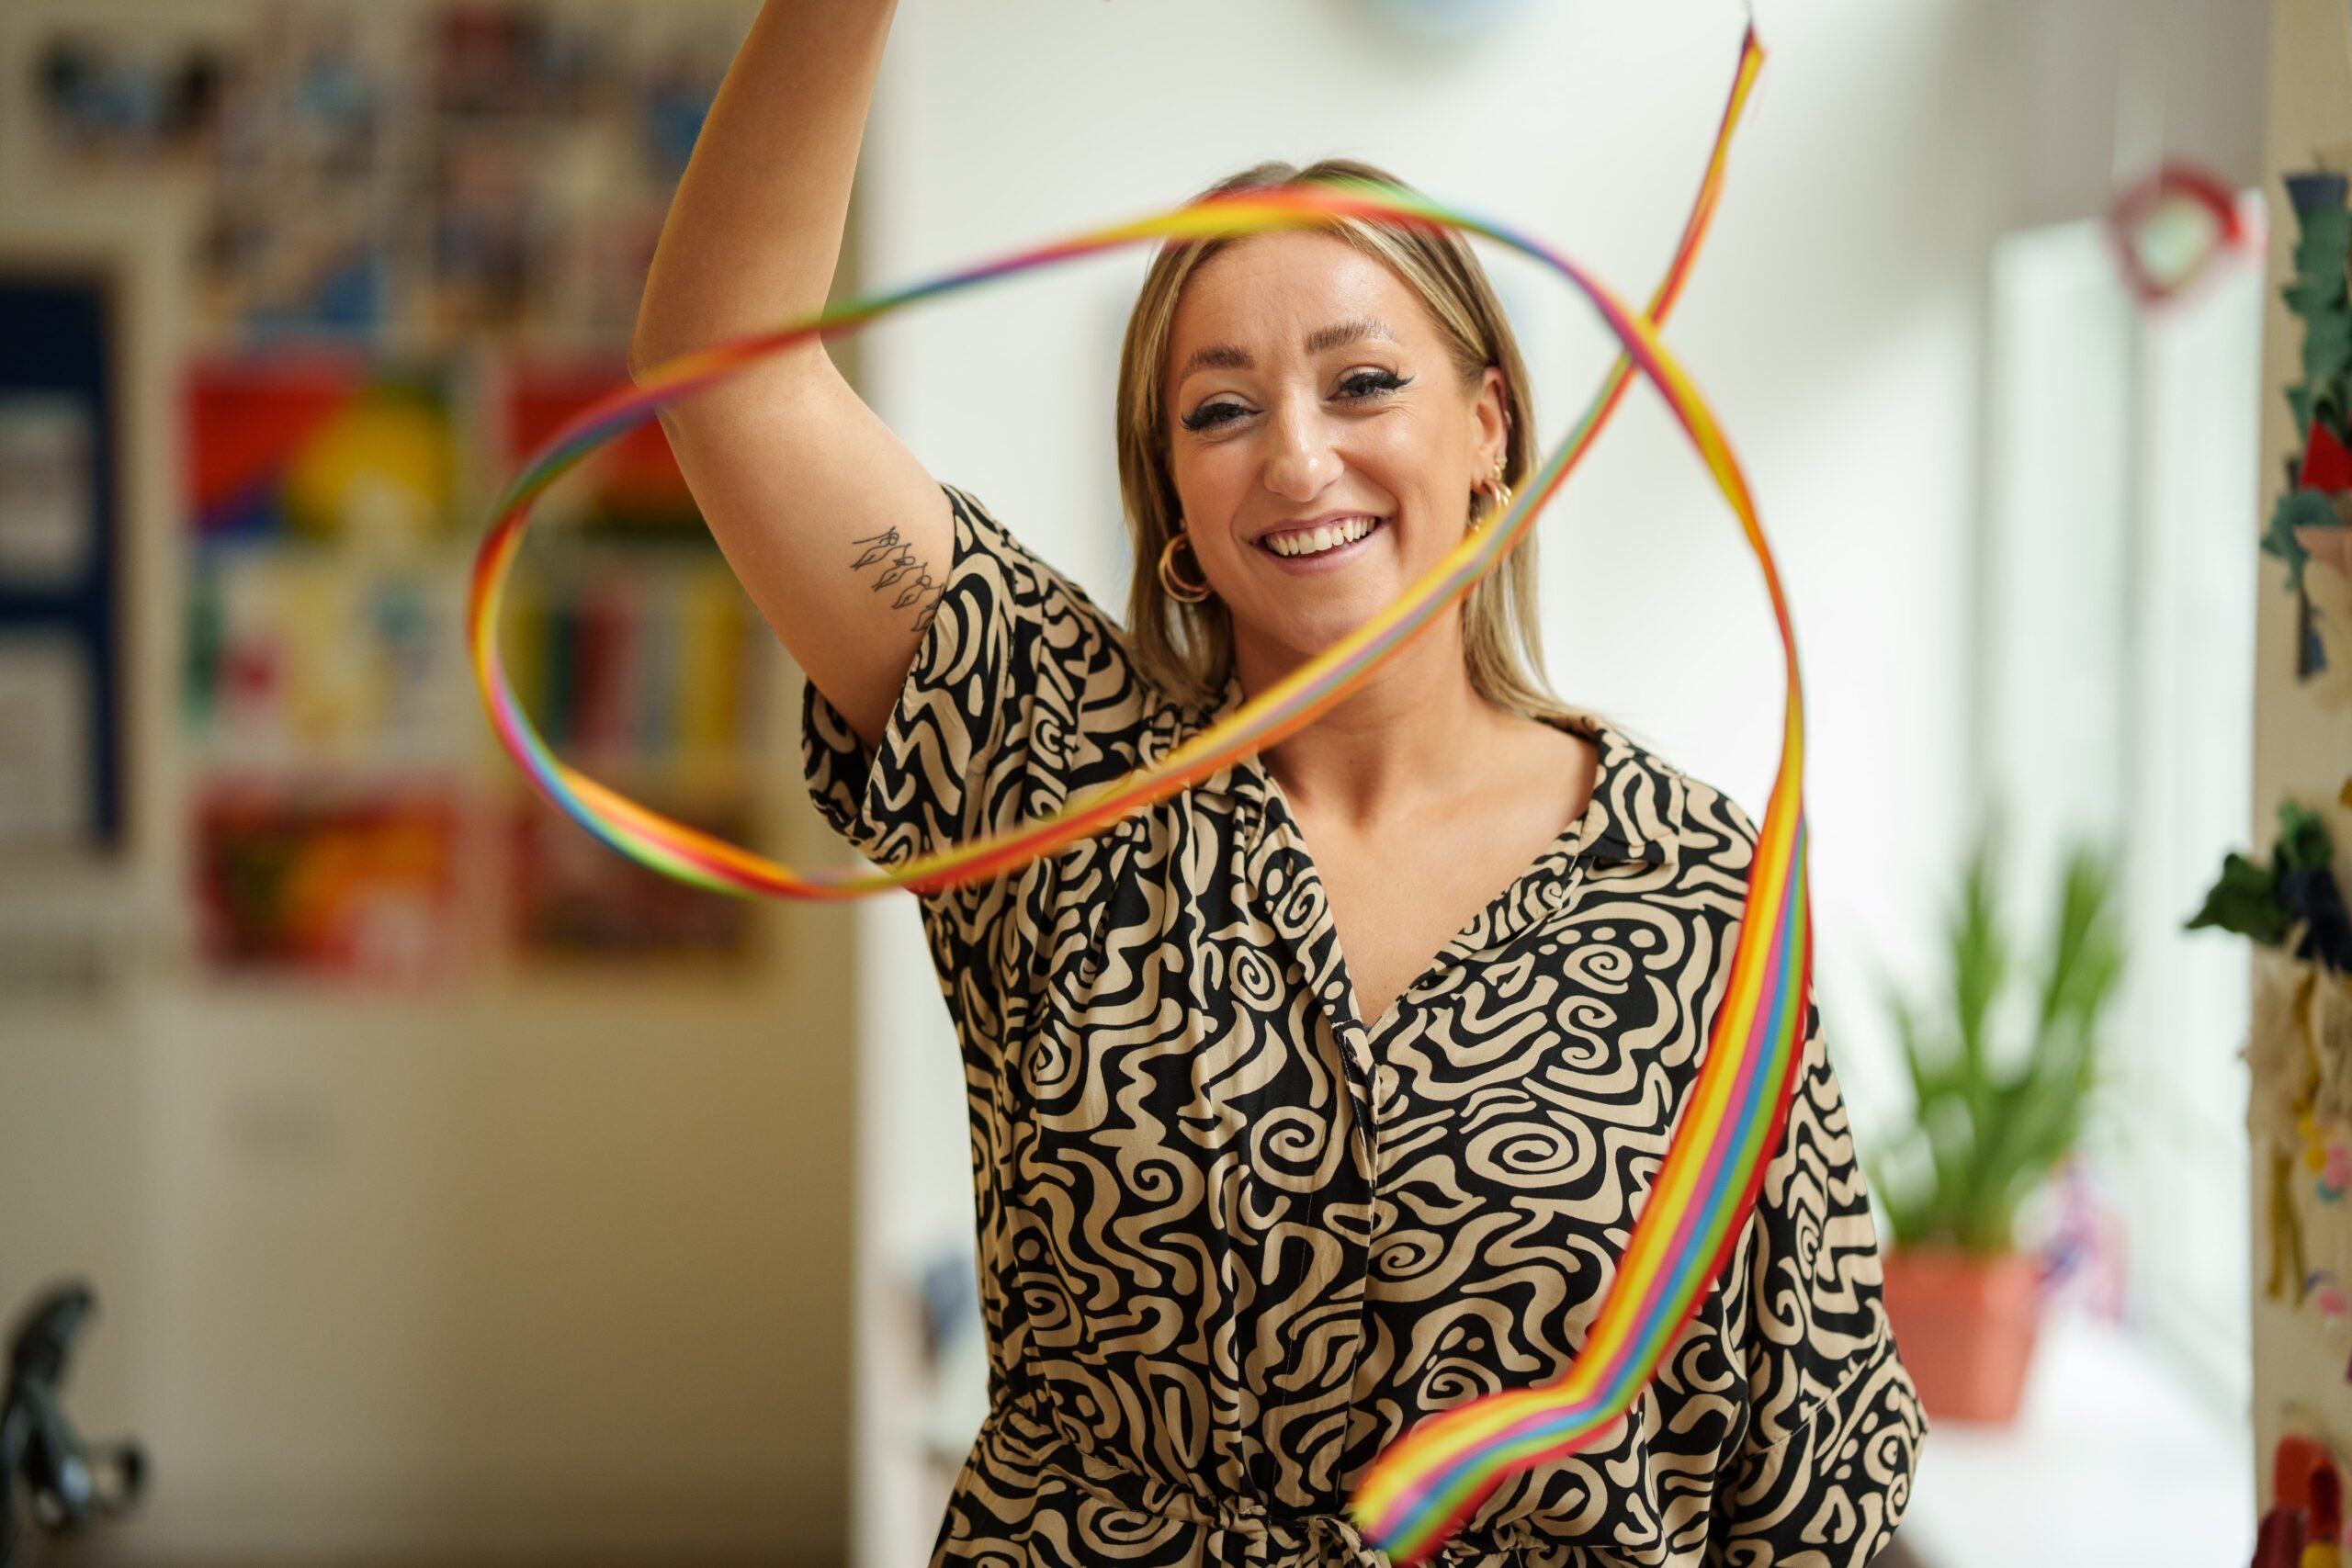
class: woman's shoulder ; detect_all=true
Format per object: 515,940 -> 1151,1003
1567,713 -> 1767,878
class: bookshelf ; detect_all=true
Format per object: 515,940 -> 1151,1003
177,344 -> 780,987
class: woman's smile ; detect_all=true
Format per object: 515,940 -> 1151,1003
1254,513 -> 1389,572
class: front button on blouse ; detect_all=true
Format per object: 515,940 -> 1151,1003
800,482 -> 1927,1568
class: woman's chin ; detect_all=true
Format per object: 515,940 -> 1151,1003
1237,594 -> 1394,665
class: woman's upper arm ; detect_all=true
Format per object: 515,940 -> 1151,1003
797,481 -> 1166,875
650,354 -> 950,754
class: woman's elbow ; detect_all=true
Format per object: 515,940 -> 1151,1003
626,312 -> 677,383
628,279 -> 712,380
628,308 -> 830,387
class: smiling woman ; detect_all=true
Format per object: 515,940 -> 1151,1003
1116,166 -> 1557,725
797,481 -> 1927,1565
631,3 -> 1925,1563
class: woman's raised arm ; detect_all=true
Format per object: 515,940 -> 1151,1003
629,0 -> 949,754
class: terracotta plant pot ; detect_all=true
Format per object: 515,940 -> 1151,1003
1878,1246 -> 2043,1424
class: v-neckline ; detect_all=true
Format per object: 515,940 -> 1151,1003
1239,709 -> 1611,1046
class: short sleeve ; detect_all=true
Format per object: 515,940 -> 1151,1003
1708,1000 -> 1928,1568
799,481 -> 1167,873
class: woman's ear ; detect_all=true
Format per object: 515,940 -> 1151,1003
1474,364 -> 1511,473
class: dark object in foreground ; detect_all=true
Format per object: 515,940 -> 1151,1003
0,1281 -> 147,1568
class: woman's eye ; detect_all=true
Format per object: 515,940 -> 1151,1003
1179,370 -> 1410,434
1340,368 -> 1409,400
1181,400 -> 1247,434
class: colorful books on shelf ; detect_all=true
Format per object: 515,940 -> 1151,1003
501,559 -> 760,768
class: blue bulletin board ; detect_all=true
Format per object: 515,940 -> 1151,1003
0,272 -> 122,853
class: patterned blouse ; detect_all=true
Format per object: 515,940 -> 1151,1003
800,483 -> 1927,1568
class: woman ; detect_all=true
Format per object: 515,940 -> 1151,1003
631,4 -> 1926,1564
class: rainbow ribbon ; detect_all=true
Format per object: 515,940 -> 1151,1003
469,28 -> 1799,1565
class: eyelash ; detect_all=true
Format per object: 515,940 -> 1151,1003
1179,368 -> 1412,434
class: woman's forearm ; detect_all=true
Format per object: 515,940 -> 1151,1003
629,0 -> 899,377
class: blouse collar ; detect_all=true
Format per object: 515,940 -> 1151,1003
1177,671 -> 1671,869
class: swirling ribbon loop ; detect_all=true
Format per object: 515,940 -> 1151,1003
468,27 -> 1800,1566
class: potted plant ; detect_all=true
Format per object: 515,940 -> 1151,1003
1861,829 -> 2126,1424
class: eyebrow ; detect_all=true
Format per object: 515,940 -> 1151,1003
1175,316 -> 1397,383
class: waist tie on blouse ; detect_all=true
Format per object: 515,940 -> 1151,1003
981,1398 -> 1503,1567
1093,1475 -> 1500,1568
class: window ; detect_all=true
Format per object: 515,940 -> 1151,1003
1979,201 -> 2263,1411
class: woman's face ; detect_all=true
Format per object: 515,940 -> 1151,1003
1162,231 -> 1507,673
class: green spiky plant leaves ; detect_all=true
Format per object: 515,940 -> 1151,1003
1862,831 -> 2127,1256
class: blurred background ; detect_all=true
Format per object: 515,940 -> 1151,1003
0,1 -> 2340,1565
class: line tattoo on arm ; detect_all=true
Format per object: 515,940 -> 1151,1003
847,527 -> 944,635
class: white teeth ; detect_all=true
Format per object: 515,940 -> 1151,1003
1267,516 -> 1378,558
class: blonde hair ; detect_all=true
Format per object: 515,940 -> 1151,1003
1114,156 -> 1573,723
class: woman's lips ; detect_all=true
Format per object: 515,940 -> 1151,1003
1255,516 -> 1386,573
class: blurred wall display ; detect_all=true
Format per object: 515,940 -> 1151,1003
415,3 -> 737,344
504,784 -> 755,964
184,550 -> 470,764
2246,2 -> 2352,1545
486,361 -> 769,973
0,272 -> 123,856
86,6 -> 777,983
498,355 -> 703,536
200,6 -> 394,339
192,776 -> 466,986
0,396 -> 99,588
35,29 -> 230,168
66,0 -> 737,346
2191,799 -> 2352,1344
17,1 -> 765,981
0,632 -> 96,852
23,3 -> 733,344
2265,169 -> 2352,693
424,4 -> 609,339
493,554 -> 763,765
185,355 -> 456,551
183,355 -> 471,766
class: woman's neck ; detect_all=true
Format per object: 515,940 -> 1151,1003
1236,627 -> 1512,829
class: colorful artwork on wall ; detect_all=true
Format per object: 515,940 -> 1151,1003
184,355 -> 457,551
181,551 -> 469,762
2199,801 -> 2352,1396
497,355 -> 702,536
2253,1425 -> 2348,1566
503,784 -> 754,964
24,4 -> 766,977
192,778 -> 467,986
2268,170 -> 2352,691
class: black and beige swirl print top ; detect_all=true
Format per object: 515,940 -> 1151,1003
799,483 -> 1927,1568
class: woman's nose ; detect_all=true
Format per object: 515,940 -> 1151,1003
1260,397 -> 1342,500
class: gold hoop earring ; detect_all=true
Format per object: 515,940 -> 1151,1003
1159,528 -> 1212,604
1472,458 -> 1512,532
